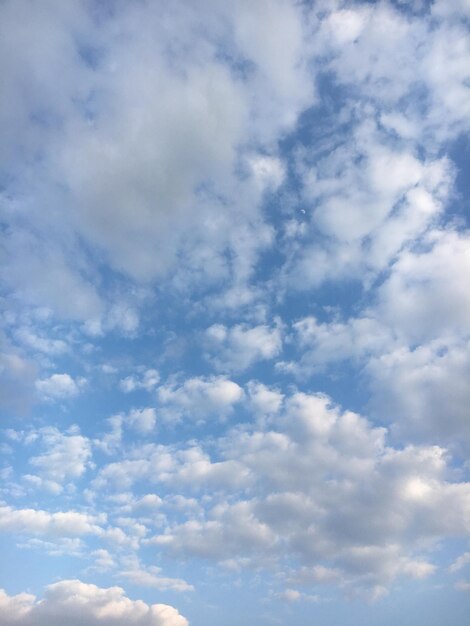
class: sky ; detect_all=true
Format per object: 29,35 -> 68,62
0,0 -> 469,625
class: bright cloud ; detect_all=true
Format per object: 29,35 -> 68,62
0,580 -> 188,626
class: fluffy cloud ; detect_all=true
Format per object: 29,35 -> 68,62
0,0 -> 313,324
285,119 -> 453,289
287,227 -> 470,448
27,426 -> 92,490
157,376 -> 244,422
375,229 -> 470,344
144,390 -> 469,594
0,505 -> 104,537
35,373 -> 86,401
92,443 -> 249,494
120,370 -> 160,394
205,323 -> 282,372
0,579 -> 188,626
367,338 -> 470,447
124,409 -> 157,435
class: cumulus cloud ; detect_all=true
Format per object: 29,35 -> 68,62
367,338 -> 470,447
0,579 -> 188,626
285,120 -> 453,289
124,408 -> 157,435
157,376 -> 244,422
27,426 -> 92,490
204,323 -> 282,372
0,0 -> 313,326
0,505 -> 104,537
143,389 -> 469,594
35,373 -> 86,401
375,229 -> 470,344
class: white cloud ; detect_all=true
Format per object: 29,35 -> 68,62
276,588 -> 319,603
376,229 -> 470,344
0,505 -> 104,537
14,327 -> 68,355
119,565 -> 193,593
125,408 -> 157,435
286,228 -> 470,448
35,373 -> 86,401
93,443 -> 250,494
120,369 -> 160,394
0,0 -> 316,328
367,337 -> 470,448
0,579 -> 188,626
146,389 -> 469,594
286,119 -> 453,289
27,426 -> 92,491
157,376 -> 244,422
205,323 -> 282,372
248,155 -> 285,190
90,549 -> 115,573
285,315 -> 394,374
247,382 -> 284,419
17,536 -> 85,558
94,416 -> 123,456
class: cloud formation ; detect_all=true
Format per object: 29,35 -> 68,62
0,580 -> 188,626
0,0 -> 469,623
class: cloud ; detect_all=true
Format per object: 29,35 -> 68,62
0,579 -> 188,626
119,564 -> 194,593
285,119 -> 453,289
284,315 -> 394,374
367,338 -> 470,447
14,327 -> 68,356
120,370 -> 160,394
125,408 -> 157,435
146,389 -> 468,594
35,373 -> 86,401
275,588 -> 319,603
0,505 -> 104,537
92,443 -> 250,494
449,552 -> 470,574
157,376 -> 244,422
204,323 -> 282,372
27,426 -> 92,491
375,229 -> 470,344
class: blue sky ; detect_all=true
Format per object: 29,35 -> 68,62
0,1 -> 469,625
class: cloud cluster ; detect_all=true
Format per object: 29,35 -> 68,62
0,579 -> 188,626
88,386 -> 470,596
